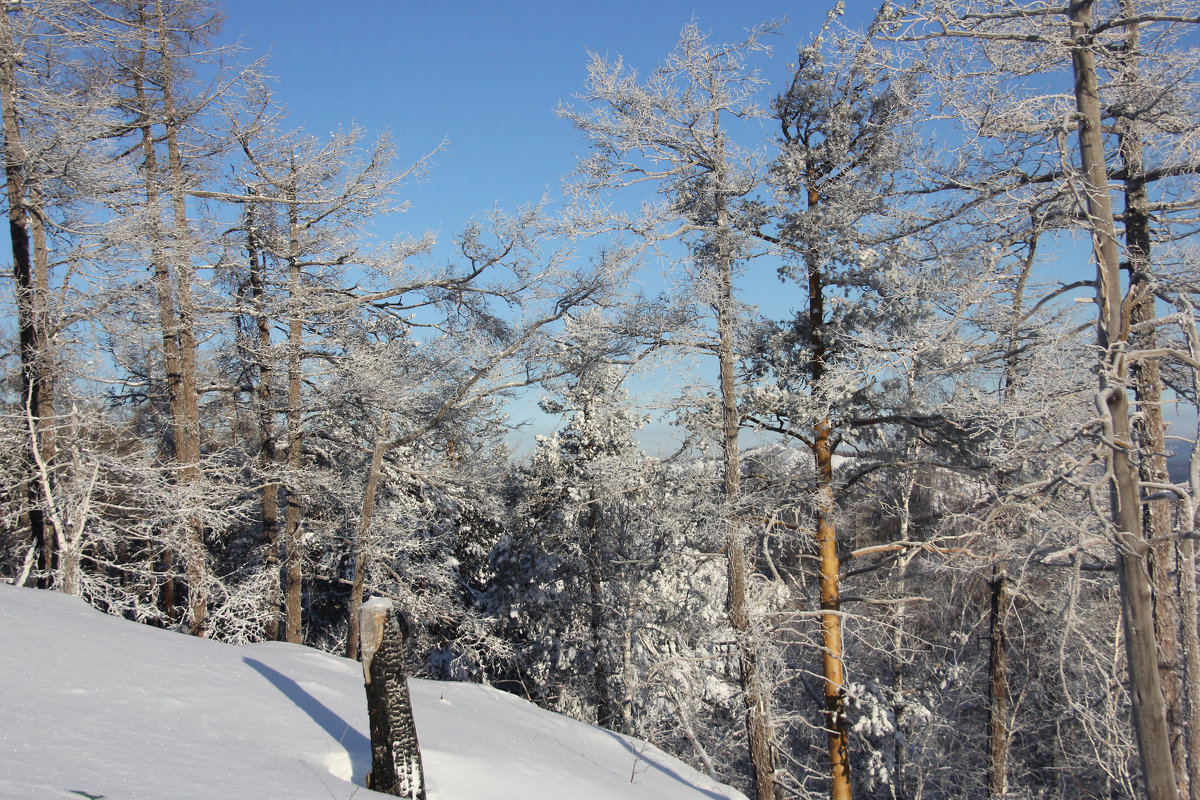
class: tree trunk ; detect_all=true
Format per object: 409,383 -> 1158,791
1114,9 -> 1186,783
130,0 -> 208,634
0,4 -> 57,589
1181,310 -> 1200,800
1121,105 -> 1186,800
28,181 -> 53,468
890,461 -> 919,800
988,227 -> 1038,800
987,567 -> 1010,800
670,683 -> 718,779
620,609 -> 636,735
890,603 -> 907,800
1068,4 -> 1178,796
133,1 -> 207,633
283,168 -> 304,644
802,173 -> 852,800
246,194 -> 282,641
153,0 -> 207,637
589,558 -> 614,728
584,477 -> 617,730
815,423 -> 851,800
1181,536 -> 1200,800
346,432 -> 387,661
359,598 -> 426,799
711,104 -> 776,800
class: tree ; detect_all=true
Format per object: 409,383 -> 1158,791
750,14 -> 922,796
0,1 -> 55,586
0,0 -> 190,604
559,22 -> 782,799
88,0 -> 251,636
484,316 -> 750,779
0,0 -> 131,592
885,2 -> 1200,796
227,119 -> 417,642
489,339 -> 650,726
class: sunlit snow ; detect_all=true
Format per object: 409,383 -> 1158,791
0,583 -> 746,800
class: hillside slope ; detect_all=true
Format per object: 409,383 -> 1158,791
0,584 -> 745,800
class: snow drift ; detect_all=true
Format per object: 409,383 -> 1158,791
0,583 -> 746,799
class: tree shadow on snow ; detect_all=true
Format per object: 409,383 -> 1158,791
243,657 -> 371,781
599,728 -> 732,800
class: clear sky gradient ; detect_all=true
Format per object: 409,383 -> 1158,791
220,1 -> 878,264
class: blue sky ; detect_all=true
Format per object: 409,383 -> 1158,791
220,2 -> 880,251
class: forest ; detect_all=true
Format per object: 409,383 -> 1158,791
1,1 -> 1199,799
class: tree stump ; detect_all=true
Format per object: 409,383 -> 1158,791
359,598 -> 426,799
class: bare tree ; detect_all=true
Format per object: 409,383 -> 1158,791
92,0 -> 243,635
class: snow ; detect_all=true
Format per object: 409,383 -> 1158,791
358,596 -> 393,683
0,584 -> 746,800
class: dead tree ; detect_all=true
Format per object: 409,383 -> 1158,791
359,598 -> 426,800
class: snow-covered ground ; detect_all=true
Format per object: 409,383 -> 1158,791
0,584 -> 746,800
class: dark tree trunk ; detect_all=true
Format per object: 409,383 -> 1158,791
284,168 -> 304,644
359,599 -> 426,800
987,567 -> 1010,800
0,3 -> 57,589
582,461 -> 617,730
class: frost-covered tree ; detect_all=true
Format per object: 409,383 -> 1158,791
76,0 -> 265,636
559,22 -> 783,799
0,2 -> 57,584
0,0 -> 141,593
489,346 -> 657,721
223,115 -> 424,642
484,331 -> 747,784
0,0 -> 257,627
748,14 -> 923,796
731,11 -> 1018,797
882,4 -> 1200,796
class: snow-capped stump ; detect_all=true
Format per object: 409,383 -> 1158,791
359,598 -> 426,799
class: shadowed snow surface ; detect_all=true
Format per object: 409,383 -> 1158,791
0,584 -> 746,800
